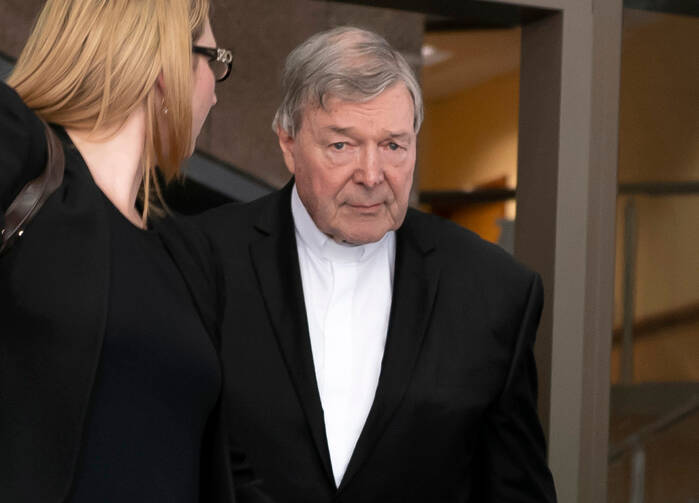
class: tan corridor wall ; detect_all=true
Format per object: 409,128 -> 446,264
418,70 -> 519,194
610,9 -> 699,383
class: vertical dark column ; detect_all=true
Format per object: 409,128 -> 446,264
514,9 -> 563,444
579,2 -> 622,501
515,1 -> 622,501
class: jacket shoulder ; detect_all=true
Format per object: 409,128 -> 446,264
195,190 -> 277,229
407,208 -> 537,290
0,81 -> 47,210
191,187 -> 289,250
408,210 -> 541,347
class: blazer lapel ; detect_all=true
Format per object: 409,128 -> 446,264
248,182 -> 335,485
338,209 -> 440,493
155,216 -> 220,349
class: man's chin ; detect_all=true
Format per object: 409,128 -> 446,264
335,228 -> 392,246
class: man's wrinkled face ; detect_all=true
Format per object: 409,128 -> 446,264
278,84 -> 416,245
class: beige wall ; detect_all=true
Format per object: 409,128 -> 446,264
418,70 -> 519,241
611,9 -> 699,383
614,196 -> 699,324
617,10 -> 699,184
418,70 -> 519,193
417,28 -> 521,241
613,10 -> 699,320
613,9 -> 699,324
611,320 -> 699,382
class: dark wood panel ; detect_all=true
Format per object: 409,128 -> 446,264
624,0 -> 699,17
321,0 -> 552,28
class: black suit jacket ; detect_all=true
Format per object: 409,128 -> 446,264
0,82 -> 235,503
197,182 -> 557,502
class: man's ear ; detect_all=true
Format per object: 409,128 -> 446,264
277,126 -> 296,175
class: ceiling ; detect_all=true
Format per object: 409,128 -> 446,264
421,28 -> 521,102
420,7 -> 698,103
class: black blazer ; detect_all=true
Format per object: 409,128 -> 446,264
0,82 -> 235,503
197,182 -> 557,503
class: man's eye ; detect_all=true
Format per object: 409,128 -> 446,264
388,142 -> 401,151
331,142 -> 346,150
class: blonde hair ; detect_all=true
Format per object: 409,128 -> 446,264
7,0 -> 210,218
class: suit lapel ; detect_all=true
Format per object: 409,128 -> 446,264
248,182 -> 335,485
338,210 -> 440,492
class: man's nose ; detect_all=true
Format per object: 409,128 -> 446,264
354,147 -> 384,187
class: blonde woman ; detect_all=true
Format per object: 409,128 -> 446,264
0,1 -> 239,502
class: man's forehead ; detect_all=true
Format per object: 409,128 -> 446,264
301,87 -> 415,135
322,85 -> 413,111
319,124 -> 413,141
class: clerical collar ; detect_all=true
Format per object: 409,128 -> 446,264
291,184 -> 393,264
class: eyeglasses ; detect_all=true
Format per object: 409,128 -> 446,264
192,46 -> 233,82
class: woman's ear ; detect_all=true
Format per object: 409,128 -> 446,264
156,73 -> 166,97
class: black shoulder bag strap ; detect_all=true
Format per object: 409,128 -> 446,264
1,119 -> 65,254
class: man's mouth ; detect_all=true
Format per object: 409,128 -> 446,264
346,202 -> 383,211
347,203 -> 383,210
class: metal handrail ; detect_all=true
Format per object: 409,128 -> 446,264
618,180 -> 699,196
609,394 -> 699,463
608,394 -> 699,503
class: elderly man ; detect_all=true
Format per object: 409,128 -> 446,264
198,27 -> 557,503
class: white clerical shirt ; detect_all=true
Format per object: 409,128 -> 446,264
291,185 -> 395,487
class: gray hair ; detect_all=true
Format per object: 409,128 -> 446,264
272,26 -> 424,137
